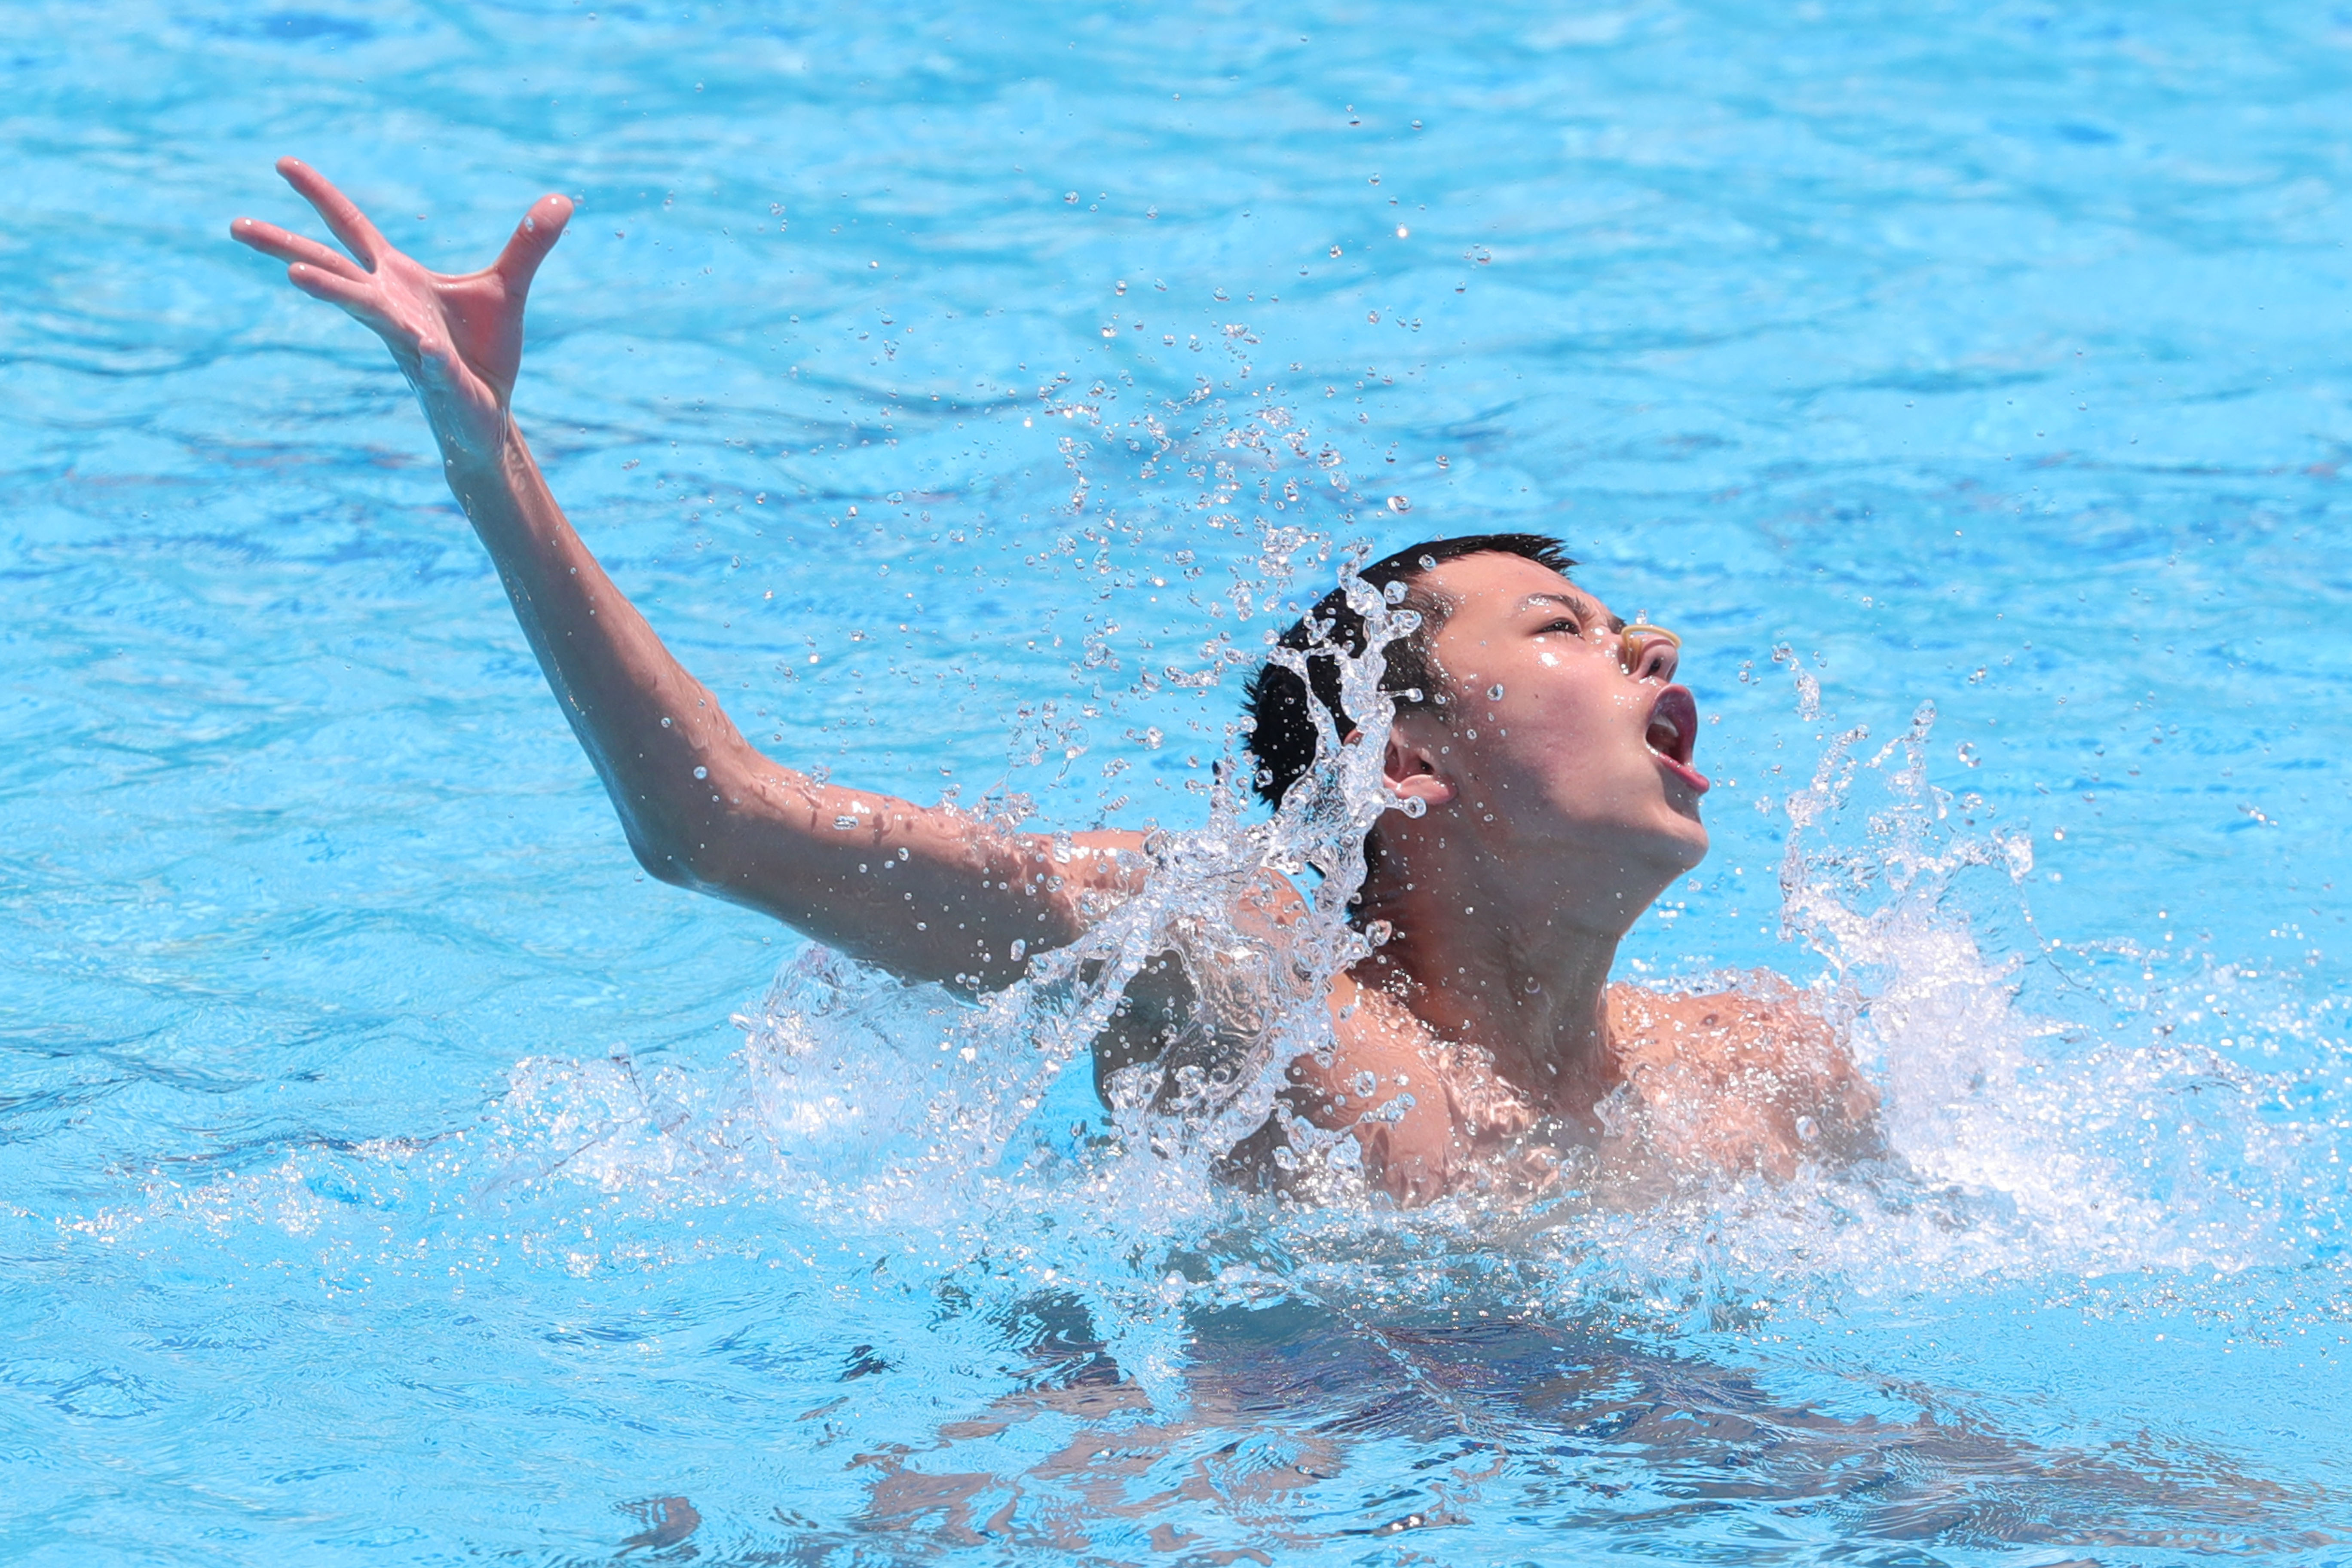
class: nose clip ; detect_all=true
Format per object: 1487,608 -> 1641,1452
1618,623 -> 1680,677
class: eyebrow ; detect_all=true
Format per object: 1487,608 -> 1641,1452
1518,592 -> 1625,634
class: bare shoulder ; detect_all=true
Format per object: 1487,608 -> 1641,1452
1606,972 -> 1882,1174
1291,972 -> 1467,1206
1084,852 -> 1341,1103
1608,972 -> 1836,1074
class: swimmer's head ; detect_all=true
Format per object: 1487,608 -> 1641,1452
1241,533 -> 1574,809
1243,533 -> 1708,890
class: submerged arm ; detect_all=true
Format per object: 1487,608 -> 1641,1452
233,159 -> 1142,986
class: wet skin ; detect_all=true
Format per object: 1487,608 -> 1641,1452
1214,554 -> 1876,1203
233,163 -> 1877,1207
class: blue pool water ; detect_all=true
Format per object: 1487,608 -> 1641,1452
7,0 -> 2352,1560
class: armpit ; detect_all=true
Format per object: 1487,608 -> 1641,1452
1087,883 -> 1317,1124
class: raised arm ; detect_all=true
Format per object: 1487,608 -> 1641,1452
232,159 -> 1142,987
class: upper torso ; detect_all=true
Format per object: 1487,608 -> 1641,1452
1270,970 -> 1883,1206
1085,860 -> 1884,1208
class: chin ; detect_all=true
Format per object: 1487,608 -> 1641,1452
1643,809 -> 1709,872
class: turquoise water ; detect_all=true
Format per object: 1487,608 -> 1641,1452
8,0 -> 2352,1560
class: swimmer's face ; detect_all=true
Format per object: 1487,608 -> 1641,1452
1392,552 -> 1709,885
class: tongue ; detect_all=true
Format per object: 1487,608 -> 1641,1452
1646,720 -> 1681,761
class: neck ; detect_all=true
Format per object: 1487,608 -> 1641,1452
1351,844 -> 1634,1124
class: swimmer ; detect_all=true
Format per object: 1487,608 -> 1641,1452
233,162 -> 1879,1204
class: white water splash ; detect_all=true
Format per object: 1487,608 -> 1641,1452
423,347 -> 2352,1354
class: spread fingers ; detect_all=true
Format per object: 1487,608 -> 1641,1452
285,262 -> 396,336
230,216 -> 365,280
275,157 -> 389,269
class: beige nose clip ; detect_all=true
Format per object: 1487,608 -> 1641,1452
1618,624 -> 1680,676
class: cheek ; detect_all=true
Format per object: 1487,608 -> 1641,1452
1495,680 -> 1646,782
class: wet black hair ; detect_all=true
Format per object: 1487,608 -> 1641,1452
1239,533 -> 1578,809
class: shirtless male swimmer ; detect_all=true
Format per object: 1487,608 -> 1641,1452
232,162 -> 1880,1206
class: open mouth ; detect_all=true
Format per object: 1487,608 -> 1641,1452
1644,685 -> 1710,795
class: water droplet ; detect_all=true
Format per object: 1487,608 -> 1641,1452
1352,1070 -> 1379,1097
1524,976 -> 1540,993
1385,494 -> 1411,512
1395,224 -> 1409,238
660,716 -> 673,727
831,815 -> 858,830
1957,742 -> 1980,767
1487,683 -> 1505,701
1009,938 -> 1026,962
1796,1115 -> 1819,1143
1329,244 -> 1343,257
1397,796 -> 1428,818
692,765 -> 709,780
1365,919 -> 1393,946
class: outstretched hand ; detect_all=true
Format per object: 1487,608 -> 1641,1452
232,158 -> 571,463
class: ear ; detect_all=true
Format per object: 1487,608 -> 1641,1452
1380,717 -> 1457,812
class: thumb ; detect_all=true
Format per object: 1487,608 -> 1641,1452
491,193 -> 572,292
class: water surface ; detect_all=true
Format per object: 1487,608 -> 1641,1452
6,1 -> 2351,1561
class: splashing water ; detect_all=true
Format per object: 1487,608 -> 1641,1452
18,0 -> 2352,1554
406,326 -> 2349,1377
460,527 -> 2352,1381
87,308 -> 2331,1547
377,608 -> 2352,1551
64,368 -> 2352,1550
